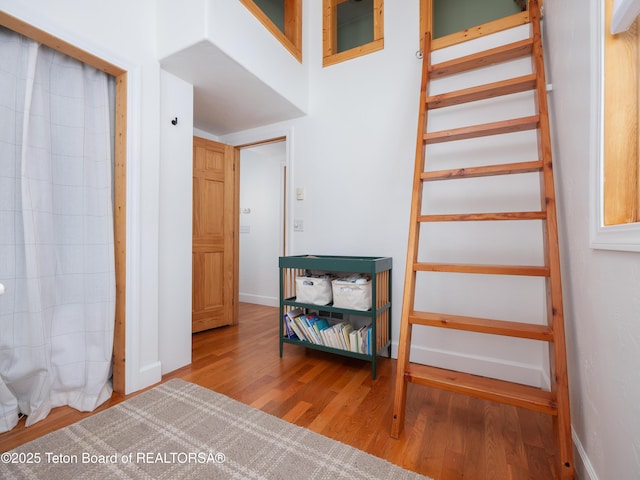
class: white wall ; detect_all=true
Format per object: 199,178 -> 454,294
544,0 -> 640,478
223,2 -> 548,387
416,25 -> 547,387
158,70 -> 193,374
11,8 -> 638,477
222,0 -> 421,375
156,0 -> 308,114
239,144 -> 285,307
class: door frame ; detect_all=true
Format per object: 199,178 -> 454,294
236,138 -> 288,307
223,127 -> 294,258
237,137 -> 288,256
0,11 -> 130,394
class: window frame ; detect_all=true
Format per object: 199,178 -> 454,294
420,0 -> 530,52
322,0 -> 384,67
239,0 -> 302,62
590,0 -> 640,251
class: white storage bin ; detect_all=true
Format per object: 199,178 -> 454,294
295,276 -> 333,305
332,277 -> 372,311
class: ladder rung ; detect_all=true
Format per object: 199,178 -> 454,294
418,211 -> 546,222
409,311 -> 554,341
421,161 -> 543,181
425,116 -> 539,144
429,38 -> 534,78
414,262 -> 550,276
406,363 -> 557,415
427,74 -> 537,109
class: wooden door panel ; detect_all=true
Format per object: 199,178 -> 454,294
192,137 -> 238,332
194,178 -> 224,237
192,252 -> 224,307
202,251 -> 224,307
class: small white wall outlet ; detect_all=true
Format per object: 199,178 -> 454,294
296,188 -> 305,200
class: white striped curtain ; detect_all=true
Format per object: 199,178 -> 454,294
0,26 -> 115,432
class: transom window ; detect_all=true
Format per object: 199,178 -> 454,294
323,0 -> 384,67
240,0 -> 302,62
420,0 -> 530,51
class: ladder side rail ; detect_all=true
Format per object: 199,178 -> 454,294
530,0 -> 574,477
390,32 -> 432,439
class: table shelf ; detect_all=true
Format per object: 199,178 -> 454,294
279,255 -> 392,379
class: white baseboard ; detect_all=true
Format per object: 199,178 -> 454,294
391,342 -> 546,388
239,293 -> 278,307
573,427 -> 599,480
128,361 -> 162,395
539,367 -> 551,390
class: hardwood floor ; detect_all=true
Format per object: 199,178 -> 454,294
0,303 -> 558,479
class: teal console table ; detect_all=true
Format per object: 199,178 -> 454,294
279,255 -> 392,379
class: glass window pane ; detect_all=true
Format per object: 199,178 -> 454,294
253,0 -> 285,33
337,0 -> 374,53
433,0 -> 523,39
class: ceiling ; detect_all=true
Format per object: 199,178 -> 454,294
160,40 -> 305,136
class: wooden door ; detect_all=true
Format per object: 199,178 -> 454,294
192,137 -> 239,332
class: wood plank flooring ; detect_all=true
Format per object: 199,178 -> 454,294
0,303 -> 558,479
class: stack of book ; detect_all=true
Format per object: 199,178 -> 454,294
283,309 -> 372,355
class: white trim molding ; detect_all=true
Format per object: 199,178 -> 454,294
391,342 -> 548,389
611,0 -> 640,34
590,0 -> 640,252
221,123 -> 295,256
573,427 -> 601,480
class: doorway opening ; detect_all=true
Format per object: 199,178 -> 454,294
238,139 -> 288,308
0,12 -> 128,397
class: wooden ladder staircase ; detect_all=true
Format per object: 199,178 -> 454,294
390,1 -> 574,478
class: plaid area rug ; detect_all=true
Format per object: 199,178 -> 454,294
1,379 -> 431,479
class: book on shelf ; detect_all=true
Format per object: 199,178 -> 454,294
342,323 -> 354,350
311,317 -> 330,339
294,315 -> 313,342
349,328 -> 359,353
332,322 -> 349,350
301,314 -> 325,344
324,322 -> 344,349
283,308 -> 305,341
283,310 -> 373,355
354,325 -> 371,355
